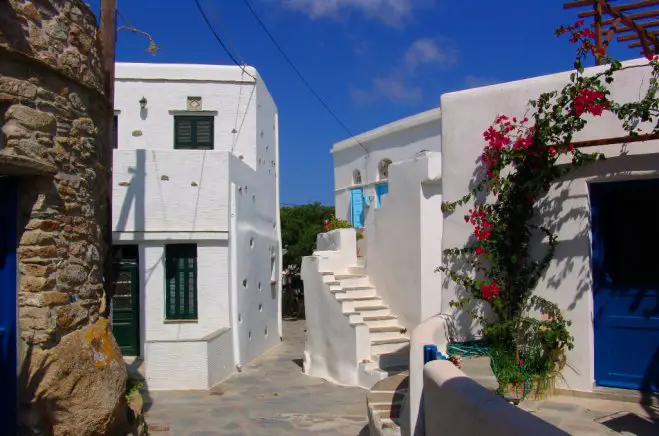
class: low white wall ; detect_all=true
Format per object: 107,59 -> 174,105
405,314 -> 454,436
441,58 -> 659,391
302,255 -> 370,386
145,340 -> 208,390
315,228 -> 358,274
366,152 -> 443,332
423,360 -> 567,435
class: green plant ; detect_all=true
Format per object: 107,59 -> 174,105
323,215 -> 352,231
439,20 -> 659,392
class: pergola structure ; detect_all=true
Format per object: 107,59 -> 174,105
564,0 -> 659,64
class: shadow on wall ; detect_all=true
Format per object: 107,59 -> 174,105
441,149 -> 659,340
114,149 -> 146,235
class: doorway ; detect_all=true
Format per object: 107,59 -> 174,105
0,177 -> 17,431
590,179 -> 659,392
111,245 -> 140,356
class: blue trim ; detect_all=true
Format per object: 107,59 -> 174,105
0,177 -> 17,432
350,188 -> 364,228
376,182 -> 389,208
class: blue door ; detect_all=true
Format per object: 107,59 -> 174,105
0,177 -> 18,431
591,179 -> 659,392
376,182 -> 389,208
350,188 -> 364,228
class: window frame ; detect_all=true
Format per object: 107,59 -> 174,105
164,244 -> 198,321
173,116 -> 215,150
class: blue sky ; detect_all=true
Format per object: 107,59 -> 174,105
89,0 -> 638,206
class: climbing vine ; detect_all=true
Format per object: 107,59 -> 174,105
439,20 -> 659,392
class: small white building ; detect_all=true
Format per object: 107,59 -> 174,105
110,63 -> 282,391
302,108 -> 444,388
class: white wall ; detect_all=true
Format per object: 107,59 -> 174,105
114,63 -> 259,169
113,150 -> 230,234
440,58 -> 659,391
141,242 -> 230,342
229,155 -> 280,367
332,109 -> 441,225
365,153 -> 443,332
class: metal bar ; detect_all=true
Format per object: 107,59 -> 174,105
101,0 -> 117,318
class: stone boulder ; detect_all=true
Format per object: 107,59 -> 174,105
20,318 -> 128,436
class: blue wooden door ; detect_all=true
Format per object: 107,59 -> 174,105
376,182 -> 389,208
0,177 -> 18,432
591,179 -> 659,392
350,188 -> 364,228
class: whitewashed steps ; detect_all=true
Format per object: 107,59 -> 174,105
322,266 -> 410,388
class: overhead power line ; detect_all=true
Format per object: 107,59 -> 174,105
194,0 -> 257,81
239,0 -> 368,154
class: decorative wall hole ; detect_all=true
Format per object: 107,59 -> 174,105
259,303 -> 263,312
353,169 -> 362,185
245,186 -> 248,192
258,158 -> 261,165
269,169 -> 271,174
252,194 -> 256,203
238,187 -> 243,193
161,175 -> 170,181
264,328 -> 268,337
239,155 -> 244,160
132,130 -> 143,137
250,237 -> 254,248
248,331 -> 252,340
190,181 -> 198,187
258,281 -> 262,291
273,222 -> 276,229
266,146 -> 269,151
378,158 -> 392,180
118,181 -> 130,187
243,279 -> 248,288
260,130 -> 264,138
238,313 -> 242,323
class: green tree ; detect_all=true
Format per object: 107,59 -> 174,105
281,202 -> 335,275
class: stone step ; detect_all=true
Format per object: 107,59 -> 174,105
373,351 -> 408,369
333,288 -> 377,298
349,266 -> 367,276
355,258 -> 366,268
320,271 -> 333,276
363,315 -> 400,328
337,295 -> 382,305
371,337 -> 409,355
356,305 -> 390,317
336,275 -> 371,287
369,325 -> 407,341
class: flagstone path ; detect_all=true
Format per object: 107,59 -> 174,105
144,320 -> 368,436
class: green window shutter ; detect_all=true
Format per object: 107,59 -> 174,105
174,116 -> 214,150
165,244 -> 198,320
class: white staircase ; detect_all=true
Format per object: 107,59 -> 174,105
320,259 -> 410,388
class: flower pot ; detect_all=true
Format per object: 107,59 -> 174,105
498,374 -> 556,401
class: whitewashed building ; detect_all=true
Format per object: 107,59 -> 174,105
302,108 -> 443,388
110,63 -> 282,390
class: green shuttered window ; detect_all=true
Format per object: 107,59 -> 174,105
165,244 -> 198,320
174,116 -> 214,150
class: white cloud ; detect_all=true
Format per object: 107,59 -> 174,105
373,72 -> 423,101
404,37 -> 458,71
351,37 -> 457,104
465,75 -> 499,88
278,0 -> 429,26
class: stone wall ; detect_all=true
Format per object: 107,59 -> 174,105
1,1 -> 127,434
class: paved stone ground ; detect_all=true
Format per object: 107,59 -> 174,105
524,395 -> 659,435
144,320 -> 369,435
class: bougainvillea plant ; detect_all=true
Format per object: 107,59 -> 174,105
438,20 -> 659,381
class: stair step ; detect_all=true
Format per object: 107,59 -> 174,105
335,274 -> 366,280
320,271 -> 333,276
357,306 -> 390,317
358,304 -> 389,311
324,281 -> 340,285
373,352 -> 408,369
337,295 -> 380,302
342,285 -> 375,291
372,337 -> 409,346
369,325 -> 405,332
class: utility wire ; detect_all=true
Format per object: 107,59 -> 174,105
194,0 -> 257,81
239,0 -> 368,154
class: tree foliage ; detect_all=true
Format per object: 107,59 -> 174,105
281,202 -> 335,274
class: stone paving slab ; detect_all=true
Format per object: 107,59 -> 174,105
144,320 -> 368,436
523,395 -> 659,435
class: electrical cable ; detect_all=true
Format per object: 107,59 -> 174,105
238,0 -> 369,154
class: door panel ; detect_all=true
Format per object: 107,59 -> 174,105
591,179 -> 659,392
0,177 -> 18,432
350,188 -> 364,228
111,246 -> 140,356
376,182 -> 389,208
